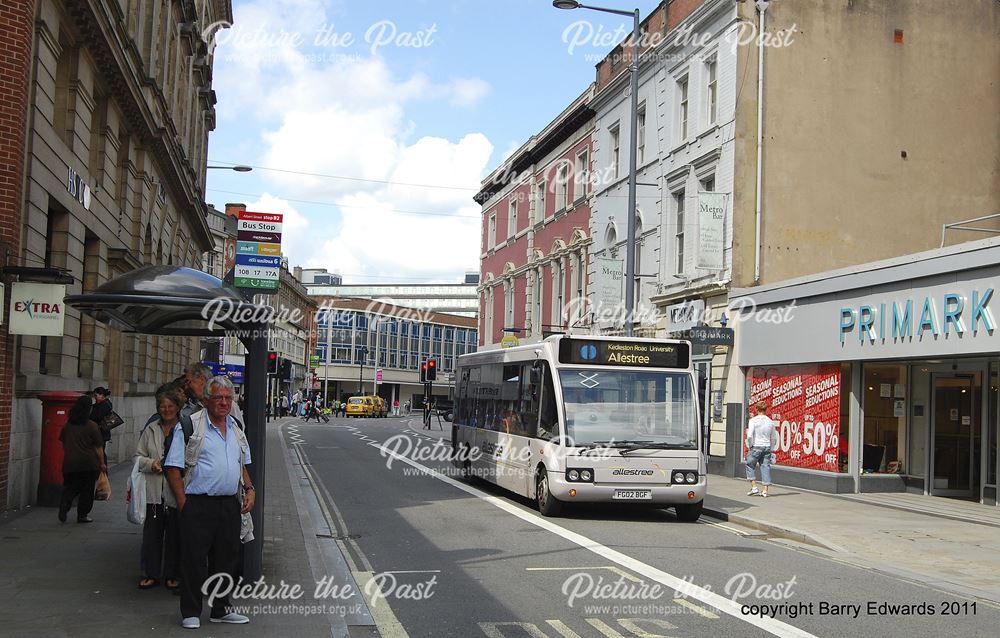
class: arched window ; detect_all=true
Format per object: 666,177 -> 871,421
605,223 -> 617,248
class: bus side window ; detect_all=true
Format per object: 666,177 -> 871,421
538,363 -> 558,440
520,363 -> 540,437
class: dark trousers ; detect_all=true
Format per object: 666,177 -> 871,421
142,503 -> 180,580
179,495 -> 241,619
60,470 -> 99,519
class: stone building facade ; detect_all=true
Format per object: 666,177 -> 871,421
2,0 -> 232,510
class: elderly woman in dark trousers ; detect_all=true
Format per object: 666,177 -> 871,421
134,384 -> 185,590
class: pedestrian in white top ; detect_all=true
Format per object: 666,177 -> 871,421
745,400 -> 778,497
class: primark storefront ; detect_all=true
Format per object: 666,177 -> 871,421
728,238 -> 1000,504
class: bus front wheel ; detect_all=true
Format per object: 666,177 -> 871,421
536,470 -> 563,517
674,501 -> 703,522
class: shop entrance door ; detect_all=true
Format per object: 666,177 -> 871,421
931,373 -> 981,498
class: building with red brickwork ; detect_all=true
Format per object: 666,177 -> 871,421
476,86 -> 595,349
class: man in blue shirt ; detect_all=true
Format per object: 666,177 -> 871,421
165,376 -> 255,629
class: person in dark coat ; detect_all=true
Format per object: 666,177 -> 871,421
89,387 -> 113,459
59,394 -> 107,523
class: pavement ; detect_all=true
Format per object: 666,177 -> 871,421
2,415 -> 999,637
0,418 -> 360,637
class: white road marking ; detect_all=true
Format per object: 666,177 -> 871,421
355,570 -> 410,638
585,618 -> 628,637
374,440 -> 818,638
480,622 -> 551,638
545,620 -> 584,638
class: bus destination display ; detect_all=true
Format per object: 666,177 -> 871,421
558,339 -> 690,368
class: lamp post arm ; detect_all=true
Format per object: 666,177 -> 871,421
572,3 -> 635,17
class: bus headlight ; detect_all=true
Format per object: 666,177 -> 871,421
673,472 -> 685,484
567,469 -> 580,481
685,472 -> 697,484
580,469 -> 593,482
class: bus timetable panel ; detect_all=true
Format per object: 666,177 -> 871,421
558,338 -> 690,369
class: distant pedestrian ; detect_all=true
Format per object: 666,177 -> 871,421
134,384 -> 185,590
90,387 -> 113,460
59,394 -> 106,523
393,399 -> 399,416
745,400 -> 778,497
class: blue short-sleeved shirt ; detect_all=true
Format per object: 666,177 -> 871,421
164,412 -> 251,496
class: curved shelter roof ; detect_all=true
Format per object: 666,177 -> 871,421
64,265 -> 270,336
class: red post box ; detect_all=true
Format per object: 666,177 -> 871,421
37,391 -> 85,506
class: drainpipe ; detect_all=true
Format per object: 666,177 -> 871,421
754,0 -> 769,284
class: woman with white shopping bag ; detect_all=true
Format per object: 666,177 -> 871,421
133,384 -> 186,590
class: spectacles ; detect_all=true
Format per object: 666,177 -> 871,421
208,395 -> 234,402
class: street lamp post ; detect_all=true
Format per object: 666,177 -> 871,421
554,1 -> 640,336
358,346 -> 368,394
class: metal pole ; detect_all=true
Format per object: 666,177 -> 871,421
623,7 -> 640,337
373,320 -> 380,396
322,310 -> 331,400
242,326 -> 268,581
754,0 -> 769,283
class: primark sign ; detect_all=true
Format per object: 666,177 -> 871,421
839,289 -> 993,343
735,270 -> 1000,366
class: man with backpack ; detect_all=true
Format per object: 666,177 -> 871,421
165,375 -> 254,629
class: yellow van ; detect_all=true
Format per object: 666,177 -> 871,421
371,396 -> 388,418
345,396 -> 373,418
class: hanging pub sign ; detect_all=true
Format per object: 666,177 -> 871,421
9,283 -> 66,336
697,191 -> 726,270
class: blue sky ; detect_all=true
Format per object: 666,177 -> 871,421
206,0 -> 661,283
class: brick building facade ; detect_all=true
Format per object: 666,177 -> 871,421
476,87 -> 595,349
0,2 -> 37,511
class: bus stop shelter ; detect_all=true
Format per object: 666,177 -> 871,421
65,265 -> 271,580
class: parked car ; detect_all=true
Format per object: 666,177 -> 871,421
346,396 -> 373,418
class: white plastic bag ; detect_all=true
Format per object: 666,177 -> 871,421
126,459 -> 147,525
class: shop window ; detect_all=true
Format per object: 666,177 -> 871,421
862,364 -> 908,474
748,363 -> 847,473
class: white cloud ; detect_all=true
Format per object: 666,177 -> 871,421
446,77 -> 491,107
210,1 -> 496,283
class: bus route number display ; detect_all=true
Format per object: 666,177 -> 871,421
558,339 -> 690,368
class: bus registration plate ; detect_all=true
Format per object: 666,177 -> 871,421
613,489 -> 651,500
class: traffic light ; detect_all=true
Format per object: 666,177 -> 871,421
426,358 -> 437,381
267,351 -> 278,374
279,358 -> 292,379
420,361 -> 428,383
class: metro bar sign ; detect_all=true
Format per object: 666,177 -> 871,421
235,210 -> 283,290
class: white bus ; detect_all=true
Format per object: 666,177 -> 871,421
451,335 -> 705,521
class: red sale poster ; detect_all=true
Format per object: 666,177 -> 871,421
748,364 -> 842,472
